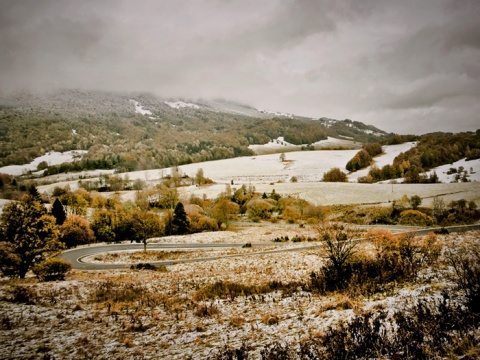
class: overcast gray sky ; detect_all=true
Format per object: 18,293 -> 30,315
1,0 -> 479,134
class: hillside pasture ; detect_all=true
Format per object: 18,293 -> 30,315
34,142 -> 480,207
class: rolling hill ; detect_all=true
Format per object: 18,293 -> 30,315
0,89 -> 388,174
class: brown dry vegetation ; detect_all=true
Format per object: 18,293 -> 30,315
1,226 -> 479,359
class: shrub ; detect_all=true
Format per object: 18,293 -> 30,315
194,280 -> 304,301
346,149 -> 372,172
409,195 -> 422,209
364,142 -> 383,157
398,210 -> 433,226
7,285 -> 37,304
447,245 -> 480,313
246,198 -> 274,221
90,281 -> 147,303
282,206 -> 301,223
188,212 -> 219,233
130,263 -> 159,271
194,303 -> 220,317
322,167 -> 348,182
229,316 -> 246,328
262,313 -> 280,325
366,228 -> 396,253
311,231 -> 442,294
32,258 -> 72,281
208,341 -> 252,360
317,225 -> 359,283
59,214 -> 95,248
303,204 -> 324,221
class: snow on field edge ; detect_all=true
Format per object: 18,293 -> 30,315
0,150 -> 87,176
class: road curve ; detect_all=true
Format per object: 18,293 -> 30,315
59,242 -> 289,270
59,224 -> 480,270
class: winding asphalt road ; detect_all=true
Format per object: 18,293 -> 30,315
59,224 -> 480,270
59,242 -> 297,270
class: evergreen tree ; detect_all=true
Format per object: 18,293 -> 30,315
28,184 -> 42,202
51,198 -> 67,225
172,202 -> 190,235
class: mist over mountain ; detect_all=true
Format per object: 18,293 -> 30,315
1,1 -> 479,134
0,89 -> 388,172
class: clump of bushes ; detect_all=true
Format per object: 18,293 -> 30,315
261,313 -> 280,325
273,236 -> 289,242
322,167 -> 348,182
32,258 -> 72,281
246,198 -> 274,222
5,285 -> 38,304
447,244 -> 480,313
310,229 -> 442,295
272,235 -> 314,243
291,235 -> 314,242
130,263 -> 167,272
295,294 -> 478,360
90,281 -> 149,303
217,292 -> 479,359
346,149 -> 372,172
340,206 -> 395,225
194,303 -> 220,318
398,209 -> 433,226
194,280 -> 305,301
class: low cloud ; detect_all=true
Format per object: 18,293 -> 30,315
0,0 -> 478,134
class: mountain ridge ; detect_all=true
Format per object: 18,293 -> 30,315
0,89 -> 389,173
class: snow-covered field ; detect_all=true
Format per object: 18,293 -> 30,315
248,136 -> 361,154
425,158 -> 480,183
33,141 -> 480,207
0,150 -> 87,176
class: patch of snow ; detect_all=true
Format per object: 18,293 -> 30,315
319,118 -> 338,128
312,136 -> 359,149
425,158 -> 480,183
257,108 -> 293,118
129,99 -> 152,115
164,101 -> 200,110
363,129 -> 384,136
0,150 -> 87,176
249,136 -> 359,154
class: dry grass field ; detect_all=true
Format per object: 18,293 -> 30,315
1,222 -> 479,359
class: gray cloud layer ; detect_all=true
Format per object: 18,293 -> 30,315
0,0 -> 479,134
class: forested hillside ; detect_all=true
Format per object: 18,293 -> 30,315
0,90 -> 387,174
359,131 -> 480,183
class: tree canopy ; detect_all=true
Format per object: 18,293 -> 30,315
0,195 -> 63,278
